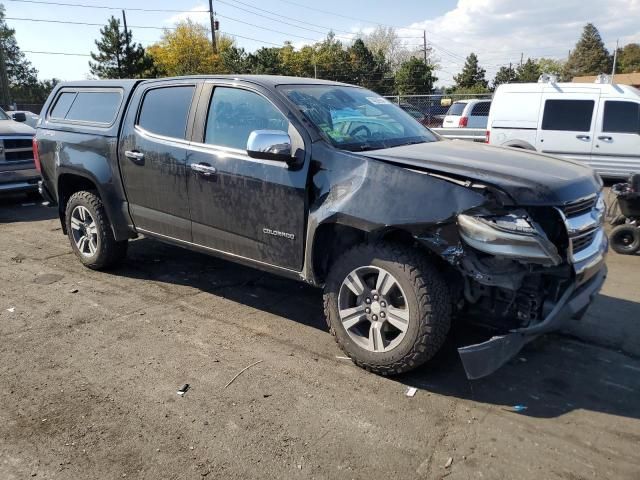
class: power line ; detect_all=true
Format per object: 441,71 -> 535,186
24,49 -> 90,56
6,0 -> 208,13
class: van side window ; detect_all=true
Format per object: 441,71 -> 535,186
470,102 -> 490,116
603,101 -> 640,134
542,100 -> 594,132
138,86 -> 195,139
205,87 -> 289,150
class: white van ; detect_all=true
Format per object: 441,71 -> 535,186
487,78 -> 640,178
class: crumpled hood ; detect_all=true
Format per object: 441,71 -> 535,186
358,140 -> 600,205
0,119 -> 35,135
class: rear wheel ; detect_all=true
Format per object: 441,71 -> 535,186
323,243 -> 451,375
610,224 -> 640,255
65,190 -> 128,269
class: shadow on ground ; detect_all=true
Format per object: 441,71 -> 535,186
0,194 -> 57,223
101,237 -> 640,422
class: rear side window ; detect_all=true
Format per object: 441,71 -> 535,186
138,86 -> 195,139
65,91 -> 122,124
447,102 -> 466,116
542,99 -> 594,132
603,101 -> 640,133
205,87 -> 288,150
471,101 -> 491,116
50,92 -> 77,119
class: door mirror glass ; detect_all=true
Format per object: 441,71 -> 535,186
246,130 -> 292,161
12,112 -> 27,122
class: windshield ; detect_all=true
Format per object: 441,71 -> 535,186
0,108 -> 10,120
279,85 -> 438,151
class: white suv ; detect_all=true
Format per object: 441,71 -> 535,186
442,99 -> 491,128
487,78 -> 640,178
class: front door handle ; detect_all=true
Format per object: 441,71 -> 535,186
124,150 -> 145,164
190,163 -> 217,176
576,135 -> 591,140
597,135 -> 613,141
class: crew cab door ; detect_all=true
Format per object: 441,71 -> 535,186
591,99 -> 640,177
185,82 -> 308,271
537,94 -> 599,163
119,81 -> 199,240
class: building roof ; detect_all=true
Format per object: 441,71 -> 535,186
573,72 -> 640,86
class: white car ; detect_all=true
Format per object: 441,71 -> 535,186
442,99 -> 491,128
487,76 -> 640,178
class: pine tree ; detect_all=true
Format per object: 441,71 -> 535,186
90,16 -> 154,79
564,23 -> 612,78
453,53 -> 487,90
516,58 -> 541,82
395,58 -> 436,95
492,65 -> 517,89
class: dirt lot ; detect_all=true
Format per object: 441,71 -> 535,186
1,196 -> 640,480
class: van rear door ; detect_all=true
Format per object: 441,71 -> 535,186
591,99 -> 640,178
537,94 -> 599,163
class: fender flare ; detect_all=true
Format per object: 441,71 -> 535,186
502,140 -> 536,151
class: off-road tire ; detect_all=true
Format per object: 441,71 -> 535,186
610,224 -> 640,255
65,190 -> 128,269
323,243 -> 451,375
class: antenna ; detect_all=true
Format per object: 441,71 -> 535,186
611,39 -> 619,84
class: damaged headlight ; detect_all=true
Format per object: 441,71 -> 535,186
458,211 -> 561,265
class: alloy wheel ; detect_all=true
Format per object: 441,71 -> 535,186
70,205 -> 98,257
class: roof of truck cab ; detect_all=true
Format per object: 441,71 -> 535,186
140,75 -> 355,88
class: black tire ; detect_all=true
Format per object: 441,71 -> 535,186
610,224 -> 640,255
64,190 -> 128,269
323,243 -> 451,375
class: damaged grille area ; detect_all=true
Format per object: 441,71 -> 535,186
1,137 -> 33,162
561,195 -> 596,217
571,230 -> 597,253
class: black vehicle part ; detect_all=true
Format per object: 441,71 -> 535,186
609,224 -> 640,255
459,267 -> 606,379
65,190 -> 128,269
323,242 -> 451,375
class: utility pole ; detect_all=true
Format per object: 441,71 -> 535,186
0,42 -> 9,107
122,10 -> 130,78
611,39 -> 619,83
208,0 -> 217,54
423,30 -> 427,63
519,52 -> 523,68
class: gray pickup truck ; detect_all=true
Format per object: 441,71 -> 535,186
0,108 -> 37,194
36,76 -> 608,379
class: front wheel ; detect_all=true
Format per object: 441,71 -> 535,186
323,243 -> 451,375
65,190 -> 128,269
610,224 -> 640,255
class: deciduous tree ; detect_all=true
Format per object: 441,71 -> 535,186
395,58 -> 436,95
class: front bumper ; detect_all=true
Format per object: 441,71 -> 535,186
0,166 -> 39,193
458,233 -> 608,380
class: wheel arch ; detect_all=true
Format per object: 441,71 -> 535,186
502,139 -> 536,150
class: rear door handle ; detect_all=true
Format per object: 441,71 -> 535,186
190,163 -> 217,176
575,135 -> 591,140
597,135 -> 613,141
124,150 -> 145,164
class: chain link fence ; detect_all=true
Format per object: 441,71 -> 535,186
385,93 -> 493,128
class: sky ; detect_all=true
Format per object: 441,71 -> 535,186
5,0 -> 640,86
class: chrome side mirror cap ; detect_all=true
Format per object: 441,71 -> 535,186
246,130 -> 292,162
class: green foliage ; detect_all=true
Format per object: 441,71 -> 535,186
492,65 -> 517,89
516,58 -> 541,82
90,16 -> 154,79
617,43 -> 640,73
453,53 -> 488,90
565,23 -> 612,78
536,58 -> 566,79
394,58 -> 436,95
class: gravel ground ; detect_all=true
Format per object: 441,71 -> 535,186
1,196 -> 639,480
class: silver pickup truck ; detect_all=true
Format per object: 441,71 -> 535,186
0,108 -> 37,194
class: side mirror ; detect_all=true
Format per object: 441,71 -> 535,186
246,130 -> 292,162
12,112 -> 27,123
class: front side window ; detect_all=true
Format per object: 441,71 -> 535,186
205,87 -> 289,150
138,86 -> 195,139
280,85 -> 437,151
603,101 -> 640,133
542,99 -> 594,132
